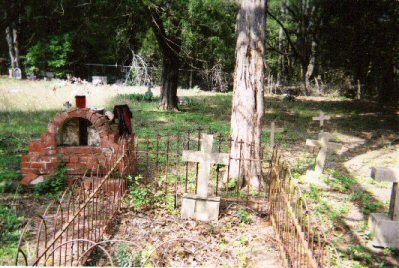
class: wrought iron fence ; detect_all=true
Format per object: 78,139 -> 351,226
134,129 -> 270,212
15,129 -> 338,267
268,148 -> 337,267
15,138 -> 135,266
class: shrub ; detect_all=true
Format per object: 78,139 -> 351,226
238,208 -> 252,224
25,33 -> 73,78
34,166 -> 67,196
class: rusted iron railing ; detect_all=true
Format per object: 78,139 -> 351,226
15,137 -> 135,266
16,128 -> 338,267
134,129 -> 270,212
268,148 -> 337,267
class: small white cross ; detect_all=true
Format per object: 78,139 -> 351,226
265,121 -> 284,148
312,111 -> 331,128
182,134 -> 229,198
371,167 -> 399,221
306,132 -> 342,176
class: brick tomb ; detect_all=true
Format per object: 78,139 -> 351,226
20,107 -> 135,186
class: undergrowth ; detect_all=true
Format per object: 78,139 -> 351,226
0,206 -> 24,265
33,166 -> 68,197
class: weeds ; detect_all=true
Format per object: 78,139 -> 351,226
33,166 -> 68,197
350,192 -> 385,215
237,208 -> 252,224
326,170 -> 357,193
0,206 -> 24,265
115,243 -> 134,267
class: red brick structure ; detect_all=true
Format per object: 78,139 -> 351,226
21,108 -> 135,186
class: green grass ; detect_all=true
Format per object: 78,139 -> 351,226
1,81 -> 399,266
0,206 -> 24,265
0,110 -> 59,193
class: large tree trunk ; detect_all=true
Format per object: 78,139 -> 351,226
230,0 -> 266,187
4,3 -> 20,73
147,6 -> 181,111
160,53 -> 179,110
277,25 -> 284,86
5,26 -> 16,70
12,24 -> 20,68
305,39 -> 317,95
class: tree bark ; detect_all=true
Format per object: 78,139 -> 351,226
305,39 -> 316,95
12,24 -> 20,68
4,3 -> 20,73
160,53 -> 179,110
147,5 -> 181,111
5,26 -> 16,70
230,0 -> 266,187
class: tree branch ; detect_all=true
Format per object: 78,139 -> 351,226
267,10 -> 303,61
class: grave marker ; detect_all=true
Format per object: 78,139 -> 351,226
265,121 -> 284,148
312,111 -> 330,128
181,134 -> 229,221
369,166 -> 399,248
14,68 -> 22,80
306,132 -> 342,178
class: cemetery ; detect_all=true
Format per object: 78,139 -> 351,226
0,1 -> 398,267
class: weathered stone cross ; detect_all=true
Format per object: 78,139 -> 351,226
265,121 -> 284,148
182,134 -> 229,198
306,132 -> 342,176
312,111 -> 331,128
371,167 -> 399,220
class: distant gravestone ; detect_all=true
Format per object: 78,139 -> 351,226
144,83 -> 153,99
312,111 -> 330,128
265,121 -> 284,148
46,72 -> 55,79
369,166 -> 399,248
181,134 -> 229,221
306,132 -> 342,179
14,68 -> 22,80
92,76 -> 107,85
63,101 -> 72,111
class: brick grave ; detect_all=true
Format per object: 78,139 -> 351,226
20,107 -> 135,186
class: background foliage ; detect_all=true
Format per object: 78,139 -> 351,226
0,0 -> 397,102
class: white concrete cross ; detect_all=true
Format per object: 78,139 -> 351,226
371,167 -> 399,221
306,132 -> 342,176
265,121 -> 284,148
182,134 -> 229,198
312,111 -> 331,128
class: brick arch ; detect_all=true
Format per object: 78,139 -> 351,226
21,108 -> 125,186
49,109 -> 112,146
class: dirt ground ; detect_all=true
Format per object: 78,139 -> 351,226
92,204 -> 282,267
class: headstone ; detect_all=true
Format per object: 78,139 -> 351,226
144,83 -> 153,99
181,134 -> 229,221
63,101 -> 72,112
306,132 -> 342,179
92,76 -> 107,85
46,72 -> 55,79
369,166 -> 399,248
265,121 -> 284,148
14,68 -> 22,80
312,111 -> 330,128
